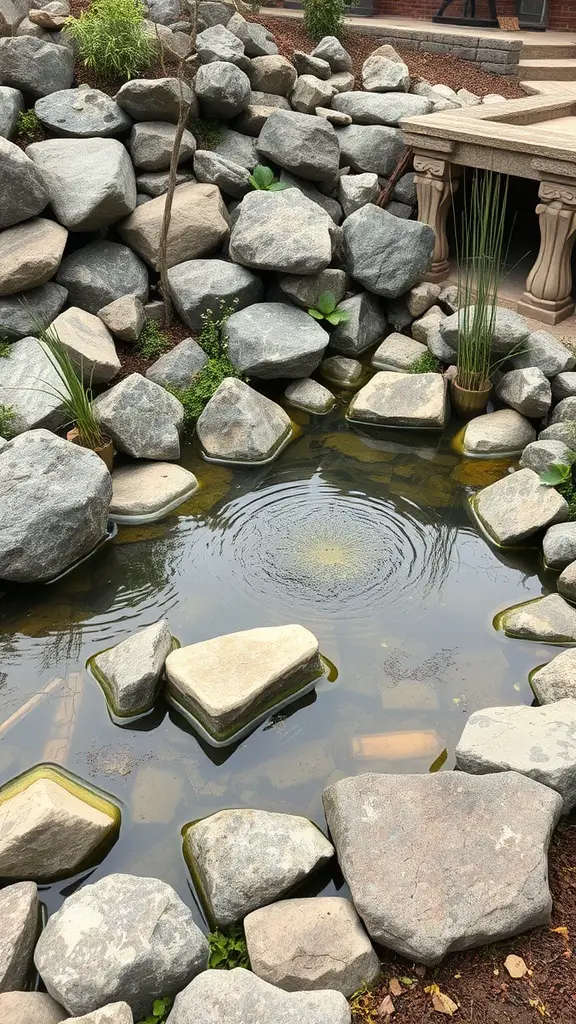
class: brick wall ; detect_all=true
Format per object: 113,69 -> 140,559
371,0 -> 576,31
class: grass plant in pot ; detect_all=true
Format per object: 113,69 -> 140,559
39,326 -> 114,472
451,170 -> 509,421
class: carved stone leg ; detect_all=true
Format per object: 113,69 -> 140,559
414,156 -> 460,283
517,178 -> 576,326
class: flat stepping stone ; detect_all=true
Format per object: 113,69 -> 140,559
462,409 -> 536,457
244,896 -> 379,996
284,378 -> 335,414
497,593 -> 576,643
90,618 -> 174,718
371,332 -> 427,371
168,968 -> 350,1024
347,371 -> 447,429
455,699 -> 576,812
471,468 -> 568,546
531,648 -> 576,704
323,771 -> 561,964
165,624 -> 323,745
109,462 -> 198,523
183,808 -> 334,927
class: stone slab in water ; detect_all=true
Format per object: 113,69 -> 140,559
498,594 -> 576,643
0,880 -> 38,991
0,774 -> 118,881
183,808 -> 334,926
462,409 -> 536,456
244,896 -> 379,996
165,624 -> 322,743
472,468 -> 568,546
322,771 -> 561,964
34,873 -> 209,1018
91,618 -> 174,717
110,462 -> 198,522
168,968 -> 350,1024
531,648 -> 576,704
196,377 -> 292,464
0,991 -> 67,1024
320,355 -> 362,387
455,699 -> 576,812
348,371 -> 446,428
284,378 -> 335,414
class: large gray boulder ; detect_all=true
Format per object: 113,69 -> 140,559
195,60 -> 251,118
290,74 -> 336,115
198,0 -> 235,28
196,23 -> 247,66
145,0 -> 180,25
0,136 -> 48,230
278,268 -> 347,310
244,897 -> 378,996
0,37 -> 74,97
0,281 -> 67,340
0,881 -> 38,991
329,292 -> 387,356
34,87 -> 132,137
348,371 -> 446,428
92,619 -> 173,717
519,438 -> 572,475
168,257 -> 262,331
323,771 -> 562,964
35,874 -> 209,1018
227,12 -> 277,57
146,338 -> 208,387
0,86 -> 24,140
0,430 -> 112,583
440,306 -> 530,355
129,120 -> 196,171
248,55 -> 296,95
332,91 -> 432,125
335,124 -> 405,176
257,108 -> 339,184
115,77 -> 196,124
0,992 -> 67,1023
361,53 -> 409,92
531,648 -> 576,705
455,700 -> 576,812
338,172 -> 379,218
552,371 -> 576,400
183,808 -> 334,926
0,217 -> 67,296
193,149 -> 251,198
343,205 -> 434,297
196,377 -> 292,463
212,125 -> 259,168
292,50 -> 331,79
543,521 -> 576,569
167,969 -> 350,1024
472,467 -> 568,546
510,329 -> 575,377
56,240 -> 148,315
0,335 -> 67,434
229,189 -> 334,275
311,35 -> 352,72
462,408 -> 536,456
50,306 -> 121,384
540,421 -> 576,445
279,169 -> 343,224
94,373 -> 183,460
225,302 -> 328,378
550,395 -> 576,424
26,138 -> 137,231
498,593 -> 576,643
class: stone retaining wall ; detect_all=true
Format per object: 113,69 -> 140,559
354,24 -> 522,76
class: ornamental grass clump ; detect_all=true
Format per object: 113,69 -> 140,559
38,326 -> 107,450
64,0 -> 156,82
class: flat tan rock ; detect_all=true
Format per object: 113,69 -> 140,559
50,306 -> 121,384
110,462 -> 198,520
348,371 -> 446,428
97,295 -> 145,343
0,217 -> 67,296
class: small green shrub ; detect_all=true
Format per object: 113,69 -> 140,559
407,352 -> 441,374
249,164 -> 289,192
190,118 -> 223,150
136,996 -> 172,1024
303,0 -> 348,41
64,0 -> 156,82
246,0 -> 262,13
136,319 -> 170,360
308,291 -> 350,325
170,356 -> 241,435
16,109 -> 42,140
199,300 -> 239,359
208,925 -> 250,970
0,339 -> 11,357
0,403 -> 16,439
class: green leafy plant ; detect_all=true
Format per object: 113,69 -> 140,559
0,403 -> 16,439
407,351 -> 441,374
540,461 -> 573,487
308,291 -> 350,325
136,319 -> 170,360
64,0 -> 156,82
190,118 -> 223,150
208,925 -> 250,970
0,339 -> 10,357
303,0 -> 348,41
38,326 -> 107,449
249,164 -> 289,192
16,108 -> 42,140
136,996 -> 173,1024
199,299 -> 239,358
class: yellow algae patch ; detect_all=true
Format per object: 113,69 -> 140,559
322,432 -> 396,463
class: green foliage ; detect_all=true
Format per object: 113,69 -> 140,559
169,301 -> 242,433
136,319 -> 170,360
190,118 -> 223,150
38,326 -> 106,449
303,0 -> 348,41
16,108 -> 42,140
558,477 -> 576,521
540,461 -> 572,487
407,351 -> 441,374
199,300 -> 239,359
249,164 -> 289,192
308,291 -> 350,325
64,0 -> 156,82
0,339 -> 11,357
0,403 -> 15,439
208,925 -> 250,970
136,996 -> 173,1024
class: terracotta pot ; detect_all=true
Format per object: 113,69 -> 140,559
450,378 -> 492,421
66,427 -> 114,472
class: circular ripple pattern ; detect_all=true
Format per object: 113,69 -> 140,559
208,478 -> 454,622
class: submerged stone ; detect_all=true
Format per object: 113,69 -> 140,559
165,624 -> 322,743
472,468 -> 568,546
531,648 -> 576,704
348,371 -> 446,428
498,594 -> 576,643
91,618 -> 174,717
284,378 -> 335,414
196,378 -> 292,464
320,355 -> 363,387
183,808 -> 334,926
109,462 -> 198,522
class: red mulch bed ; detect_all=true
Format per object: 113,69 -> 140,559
350,819 -> 576,1024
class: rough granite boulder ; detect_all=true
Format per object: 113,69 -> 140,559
248,55 -> 296,95
372,332 -> 427,371
225,302 -> 329,378
35,873 -> 209,1018
335,124 -> 405,176
0,37 -> 74,97
196,378 -> 291,463
115,77 -> 196,124
227,12 -> 277,57
338,172 -> 379,218
290,74 -> 336,114
0,881 -> 38,991
510,330 -> 575,377
0,281 -> 67,340
98,294 -> 145,343
531,648 -> 576,705
278,268 -> 347,310
0,992 -> 67,1024
0,335 -> 67,435
229,189 -> 334,275
343,205 -> 434,297
333,91 -> 432,125
550,395 -> 576,424
292,50 -> 331,79
0,136 -> 48,230
34,87 -> 133,137
559,559 -> 576,603
168,257 -> 262,330
361,54 -> 409,92
0,217 -> 67,295
244,897 -> 378,996
284,378 -> 335,414
194,149 -> 252,198
279,169 -> 343,224
311,36 -> 352,72
0,86 -> 24,140
182,807 -> 334,925
67,1004 -> 133,1024
552,371 -> 576,400
92,619 -> 173,717
323,771 -> 562,964
455,700 -> 576,812
195,60 -> 251,118
50,306 -> 121,384
56,240 -> 148,315
348,371 -> 446,428
329,292 -> 387,356
321,355 -> 362,387
0,430 -> 112,583
472,467 -> 568,546
94,373 -> 183,460
498,594 -> 576,643
196,23 -> 248,67
543,521 -> 576,569
146,338 -> 208,387
519,439 -> 571,475
462,408 -> 536,456
440,306 -> 531,355
495,367 -> 552,418
26,138 -> 136,231
129,120 -> 196,171
257,108 -> 339,184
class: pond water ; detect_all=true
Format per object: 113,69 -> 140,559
0,400 -> 559,925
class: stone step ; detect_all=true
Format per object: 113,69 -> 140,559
520,80 -> 576,96
518,58 -> 576,80
522,43 -> 576,60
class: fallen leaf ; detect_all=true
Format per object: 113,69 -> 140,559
552,926 -> 569,939
389,978 -> 403,997
378,994 -> 395,1016
400,976 -> 414,986
424,984 -> 439,995
432,991 -> 459,1016
505,954 -> 528,979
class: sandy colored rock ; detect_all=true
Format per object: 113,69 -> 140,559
348,371 -> 446,428
0,217 -> 67,296
110,462 -> 198,520
473,468 -> 568,546
371,332 -> 427,371
92,618 -> 173,717
97,294 -> 145,343
463,409 -> 536,456
0,880 -> 38,991
50,306 -> 120,384
0,992 -> 67,1024
531,648 -> 576,704
499,593 -> 576,642
67,1004 -> 133,1024
284,378 -> 335,414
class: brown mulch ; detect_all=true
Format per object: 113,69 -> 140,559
114,316 -> 191,380
350,819 -> 576,1024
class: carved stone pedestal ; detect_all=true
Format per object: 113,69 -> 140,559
517,177 -> 576,326
414,155 -> 461,283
